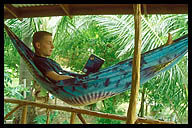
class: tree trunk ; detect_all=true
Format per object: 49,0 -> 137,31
138,85 -> 145,117
13,35 -> 37,124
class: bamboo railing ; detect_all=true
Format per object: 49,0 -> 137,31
4,97 -> 175,124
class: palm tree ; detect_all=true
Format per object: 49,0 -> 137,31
94,14 -> 188,123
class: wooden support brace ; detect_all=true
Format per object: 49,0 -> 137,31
4,98 -> 175,124
77,113 -> 88,124
4,104 -> 23,120
70,112 -> 76,124
4,4 -> 22,21
21,105 -> 28,124
126,4 -> 142,124
142,4 -> 148,19
59,4 -> 72,19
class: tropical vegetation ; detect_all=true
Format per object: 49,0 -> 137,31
4,14 -> 188,124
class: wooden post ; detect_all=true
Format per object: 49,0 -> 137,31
126,4 -> 142,124
23,79 -> 26,99
21,105 -> 28,124
46,109 -> 50,124
77,113 -> 88,124
70,112 -> 76,124
46,92 -> 50,124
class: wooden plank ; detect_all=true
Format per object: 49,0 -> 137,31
21,105 -> 28,124
126,4 -> 142,124
70,112 -> 76,124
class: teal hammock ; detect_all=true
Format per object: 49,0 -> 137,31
4,25 -> 188,106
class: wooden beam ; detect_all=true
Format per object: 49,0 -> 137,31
4,98 -> 175,124
4,4 -> 188,19
126,4 -> 142,124
4,4 -> 22,21
59,4 -> 72,19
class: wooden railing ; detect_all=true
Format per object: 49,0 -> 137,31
4,97 -> 175,124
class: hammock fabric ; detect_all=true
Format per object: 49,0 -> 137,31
4,25 -> 188,106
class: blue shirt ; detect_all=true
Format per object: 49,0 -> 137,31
33,54 -> 63,81
33,54 -> 85,82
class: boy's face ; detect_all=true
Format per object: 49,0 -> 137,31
35,35 -> 54,57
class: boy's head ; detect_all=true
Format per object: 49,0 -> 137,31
32,31 -> 54,57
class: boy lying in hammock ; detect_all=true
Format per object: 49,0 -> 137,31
32,31 -> 173,82
32,31 -> 74,82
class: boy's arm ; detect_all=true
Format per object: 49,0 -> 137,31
45,71 -> 74,81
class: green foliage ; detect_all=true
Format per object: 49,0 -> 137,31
62,120 -> 69,124
4,103 -> 12,118
4,14 -> 188,123
4,68 -> 13,87
4,85 -> 26,100
144,56 -> 188,123
4,65 -> 29,99
33,110 -> 59,124
4,29 -> 20,74
95,14 -> 188,123
96,97 -> 125,124
33,115 -> 47,124
52,16 -> 122,72
4,64 -> 29,119
4,73 -> 28,118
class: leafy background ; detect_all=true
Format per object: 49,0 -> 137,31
4,14 -> 188,124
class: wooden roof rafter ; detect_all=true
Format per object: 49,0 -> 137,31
4,4 -> 23,21
59,4 -> 72,19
